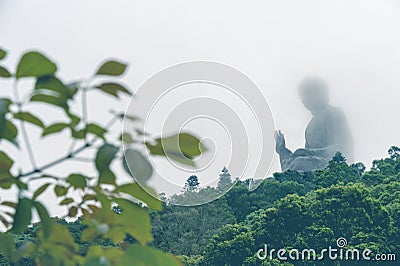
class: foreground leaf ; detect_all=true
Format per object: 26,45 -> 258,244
33,183 -> 51,199
35,75 -> 72,99
121,244 -> 182,266
0,233 -> 17,263
16,51 -> 57,78
0,48 -> 6,61
95,144 -> 119,172
66,173 -> 87,189
115,198 -> 153,245
33,201 -> 52,238
114,182 -> 161,211
11,198 -> 32,233
95,82 -> 131,98
0,121 -> 18,147
54,185 -> 68,197
145,133 -> 206,166
0,66 -> 11,78
86,123 -> 107,140
13,111 -> 45,128
96,60 -> 127,76
42,123 -> 70,137
122,149 -> 153,183
31,93 -> 69,110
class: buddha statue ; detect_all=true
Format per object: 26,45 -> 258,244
275,77 -> 353,172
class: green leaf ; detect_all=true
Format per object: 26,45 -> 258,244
66,81 -> 79,98
0,48 -> 6,60
115,198 -> 153,245
146,133 -> 206,166
1,201 -> 17,208
95,82 -> 131,98
67,112 -> 81,126
95,144 -> 119,172
0,99 -> 17,147
42,122 -> 70,137
119,132 -> 134,143
122,149 -> 153,183
11,198 -> 32,233
121,244 -> 181,266
66,173 -> 87,189
0,215 -> 9,228
124,114 -> 141,122
0,150 -> 13,171
98,169 -> 116,185
96,60 -> 127,76
68,206 -> 78,217
84,246 -> 123,266
16,51 -> 57,78
0,121 -> 18,147
70,128 -> 85,139
33,183 -> 51,199
38,223 -> 78,258
54,185 -> 68,197
31,93 -> 69,110
82,194 -> 96,201
60,198 -> 74,205
103,226 -> 126,244
33,201 -> 52,238
0,66 -> 11,78
114,183 -> 161,210
0,233 -> 17,263
86,123 -> 107,140
0,98 -> 11,113
35,75 -> 72,99
13,111 -> 45,128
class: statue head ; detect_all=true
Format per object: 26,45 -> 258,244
298,76 -> 330,113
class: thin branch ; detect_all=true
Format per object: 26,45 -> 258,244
70,156 -> 93,162
13,81 -> 37,170
17,141 -> 92,178
67,140 -> 77,154
17,114 -> 120,179
82,86 -> 88,142
28,174 -> 61,182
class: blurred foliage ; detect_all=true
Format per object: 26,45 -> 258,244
0,46 -> 205,265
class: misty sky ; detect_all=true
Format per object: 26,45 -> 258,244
1,0 -> 400,216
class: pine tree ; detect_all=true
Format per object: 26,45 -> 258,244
184,175 -> 200,191
218,167 -> 232,188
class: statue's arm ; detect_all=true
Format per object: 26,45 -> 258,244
275,130 -> 292,157
279,146 -> 293,157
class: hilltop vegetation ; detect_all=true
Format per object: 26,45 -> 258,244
154,147 -> 400,265
2,147 -> 399,265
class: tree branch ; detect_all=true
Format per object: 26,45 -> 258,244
13,80 -> 37,170
17,114 -> 120,179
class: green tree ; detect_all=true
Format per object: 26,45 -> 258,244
218,166 -> 232,188
202,224 -> 254,266
184,175 -> 200,192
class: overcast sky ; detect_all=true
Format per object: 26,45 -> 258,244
1,0 -> 400,214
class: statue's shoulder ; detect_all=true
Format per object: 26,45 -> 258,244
326,106 -> 347,121
329,106 -> 345,114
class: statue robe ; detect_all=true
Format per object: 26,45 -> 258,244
280,106 -> 353,172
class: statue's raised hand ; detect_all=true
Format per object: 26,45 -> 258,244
274,130 -> 286,154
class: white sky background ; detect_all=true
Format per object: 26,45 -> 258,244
0,0 -> 400,217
